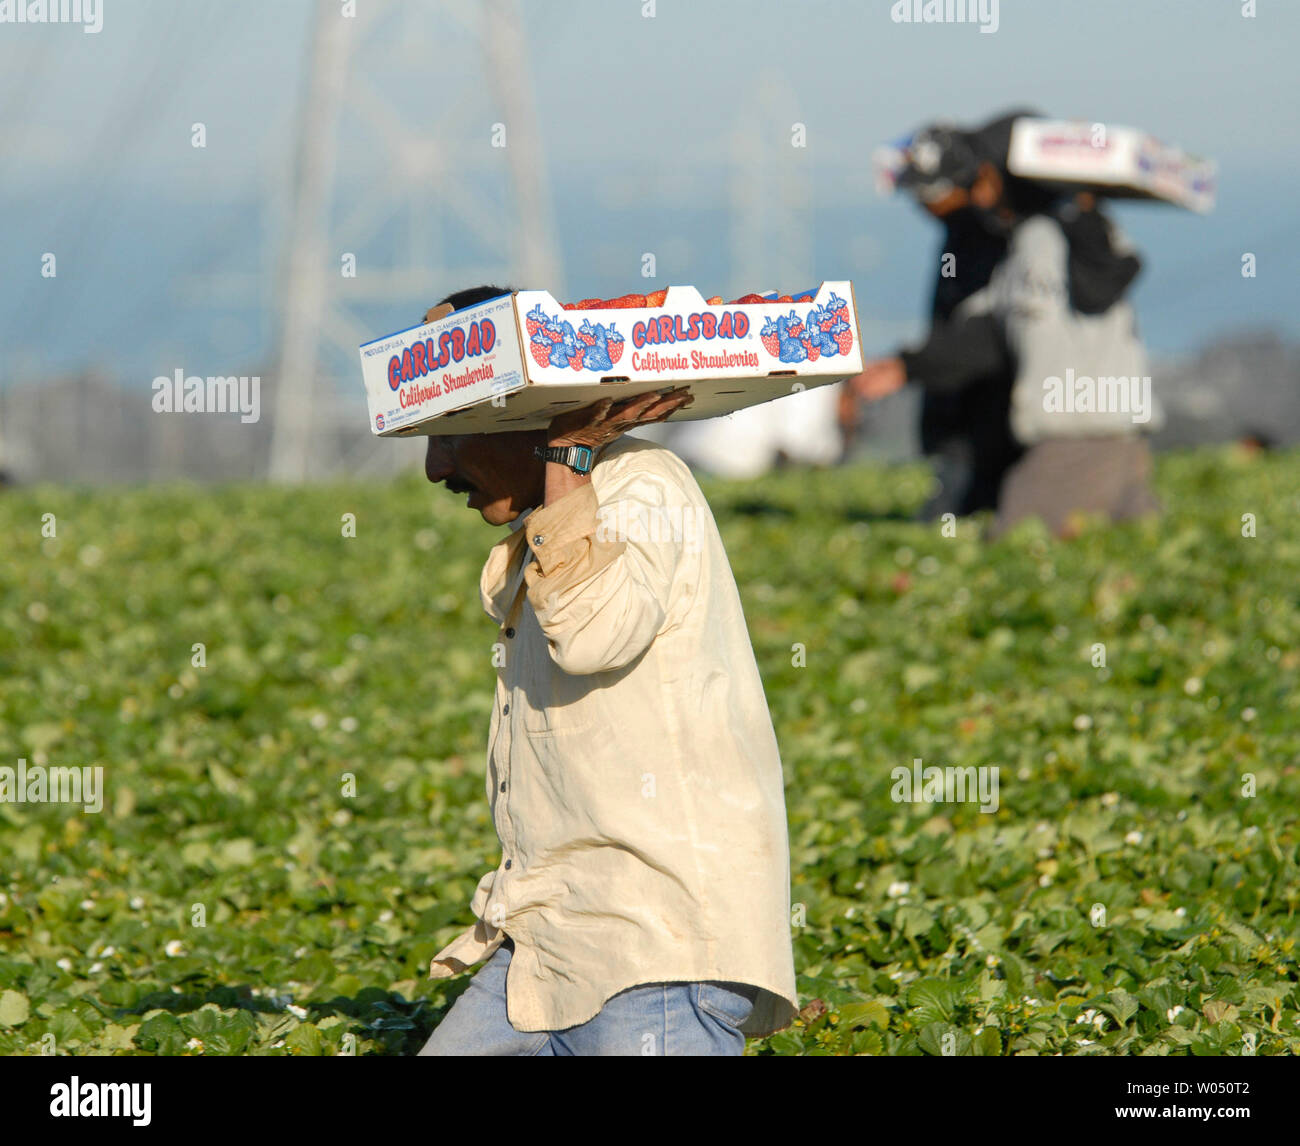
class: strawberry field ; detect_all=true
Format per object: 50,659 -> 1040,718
1,444 -> 1297,1056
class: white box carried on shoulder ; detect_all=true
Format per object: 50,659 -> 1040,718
358,283 -> 863,437
1006,118 -> 1216,213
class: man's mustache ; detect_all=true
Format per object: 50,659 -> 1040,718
444,475 -> 477,494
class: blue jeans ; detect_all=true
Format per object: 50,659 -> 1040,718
418,939 -> 757,1056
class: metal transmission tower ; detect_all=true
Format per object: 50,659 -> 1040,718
729,76 -> 812,297
268,0 -> 352,482
268,0 -> 564,482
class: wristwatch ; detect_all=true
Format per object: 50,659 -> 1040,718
534,444 -> 594,475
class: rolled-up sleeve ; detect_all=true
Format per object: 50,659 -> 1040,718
522,472 -> 682,676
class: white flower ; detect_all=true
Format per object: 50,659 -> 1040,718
1100,792 -> 1119,808
1079,1038 -> 1094,1046
101,946 -> 115,957
1073,714 -> 1093,731
310,712 -> 329,730
331,808 -> 352,827
186,1037 -> 204,1052
340,717 -> 359,733
853,880 -> 865,891
378,909 -> 394,923
57,958 -> 73,971
80,899 -> 95,910
1167,1005 -> 1185,1023
286,1004 -> 309,1020
845,906 -> 857,918
1038,874 -> 1053,888
1077,1009 -> 1098,1026
1125,831 -> 1143,845
1241,708 -> 1256,722
1023,997 -> 1041,1007
165,940 -> 185,957
1183,677 -> 1203,696
985,954 -> 999,968
130,896 -> 145,910
89,962 -> 104,974
887,881 -> 910,898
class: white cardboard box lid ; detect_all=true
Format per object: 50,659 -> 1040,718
362,282 -> 864,437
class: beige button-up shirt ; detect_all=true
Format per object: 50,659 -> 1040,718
428,435 -> 798,1037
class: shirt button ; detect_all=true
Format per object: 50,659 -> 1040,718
499,781 -> 507,792
532,534 -> 545,546
505,627 -> 515,638
502,703 -> 510,715
504,859 -> 512,870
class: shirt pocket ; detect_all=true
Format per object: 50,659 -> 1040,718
515,645 -> 599,738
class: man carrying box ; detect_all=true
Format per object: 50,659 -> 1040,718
416,286 -> 799,1056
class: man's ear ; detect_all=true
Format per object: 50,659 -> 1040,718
424,302 -> 455,324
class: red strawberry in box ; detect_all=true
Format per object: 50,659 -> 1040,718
530,335 -> 552,368
831,320 -> 853,357
606,323 -> 625,364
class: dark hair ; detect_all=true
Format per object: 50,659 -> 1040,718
969,108 -> 1046,170
438,284 -> 517,312
971,109 -> 1062,219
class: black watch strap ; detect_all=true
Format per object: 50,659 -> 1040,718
534,444 -> 594,474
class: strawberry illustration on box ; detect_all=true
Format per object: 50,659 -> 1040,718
606,322 -> 625,364
826,291 -> 850,325
526,302 -> 547,336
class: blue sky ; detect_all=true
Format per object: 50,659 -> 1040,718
1,0 -> 1296,389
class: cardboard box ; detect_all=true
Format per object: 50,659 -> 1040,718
1006,118 -> 1216,212
358,282 -> 863,437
